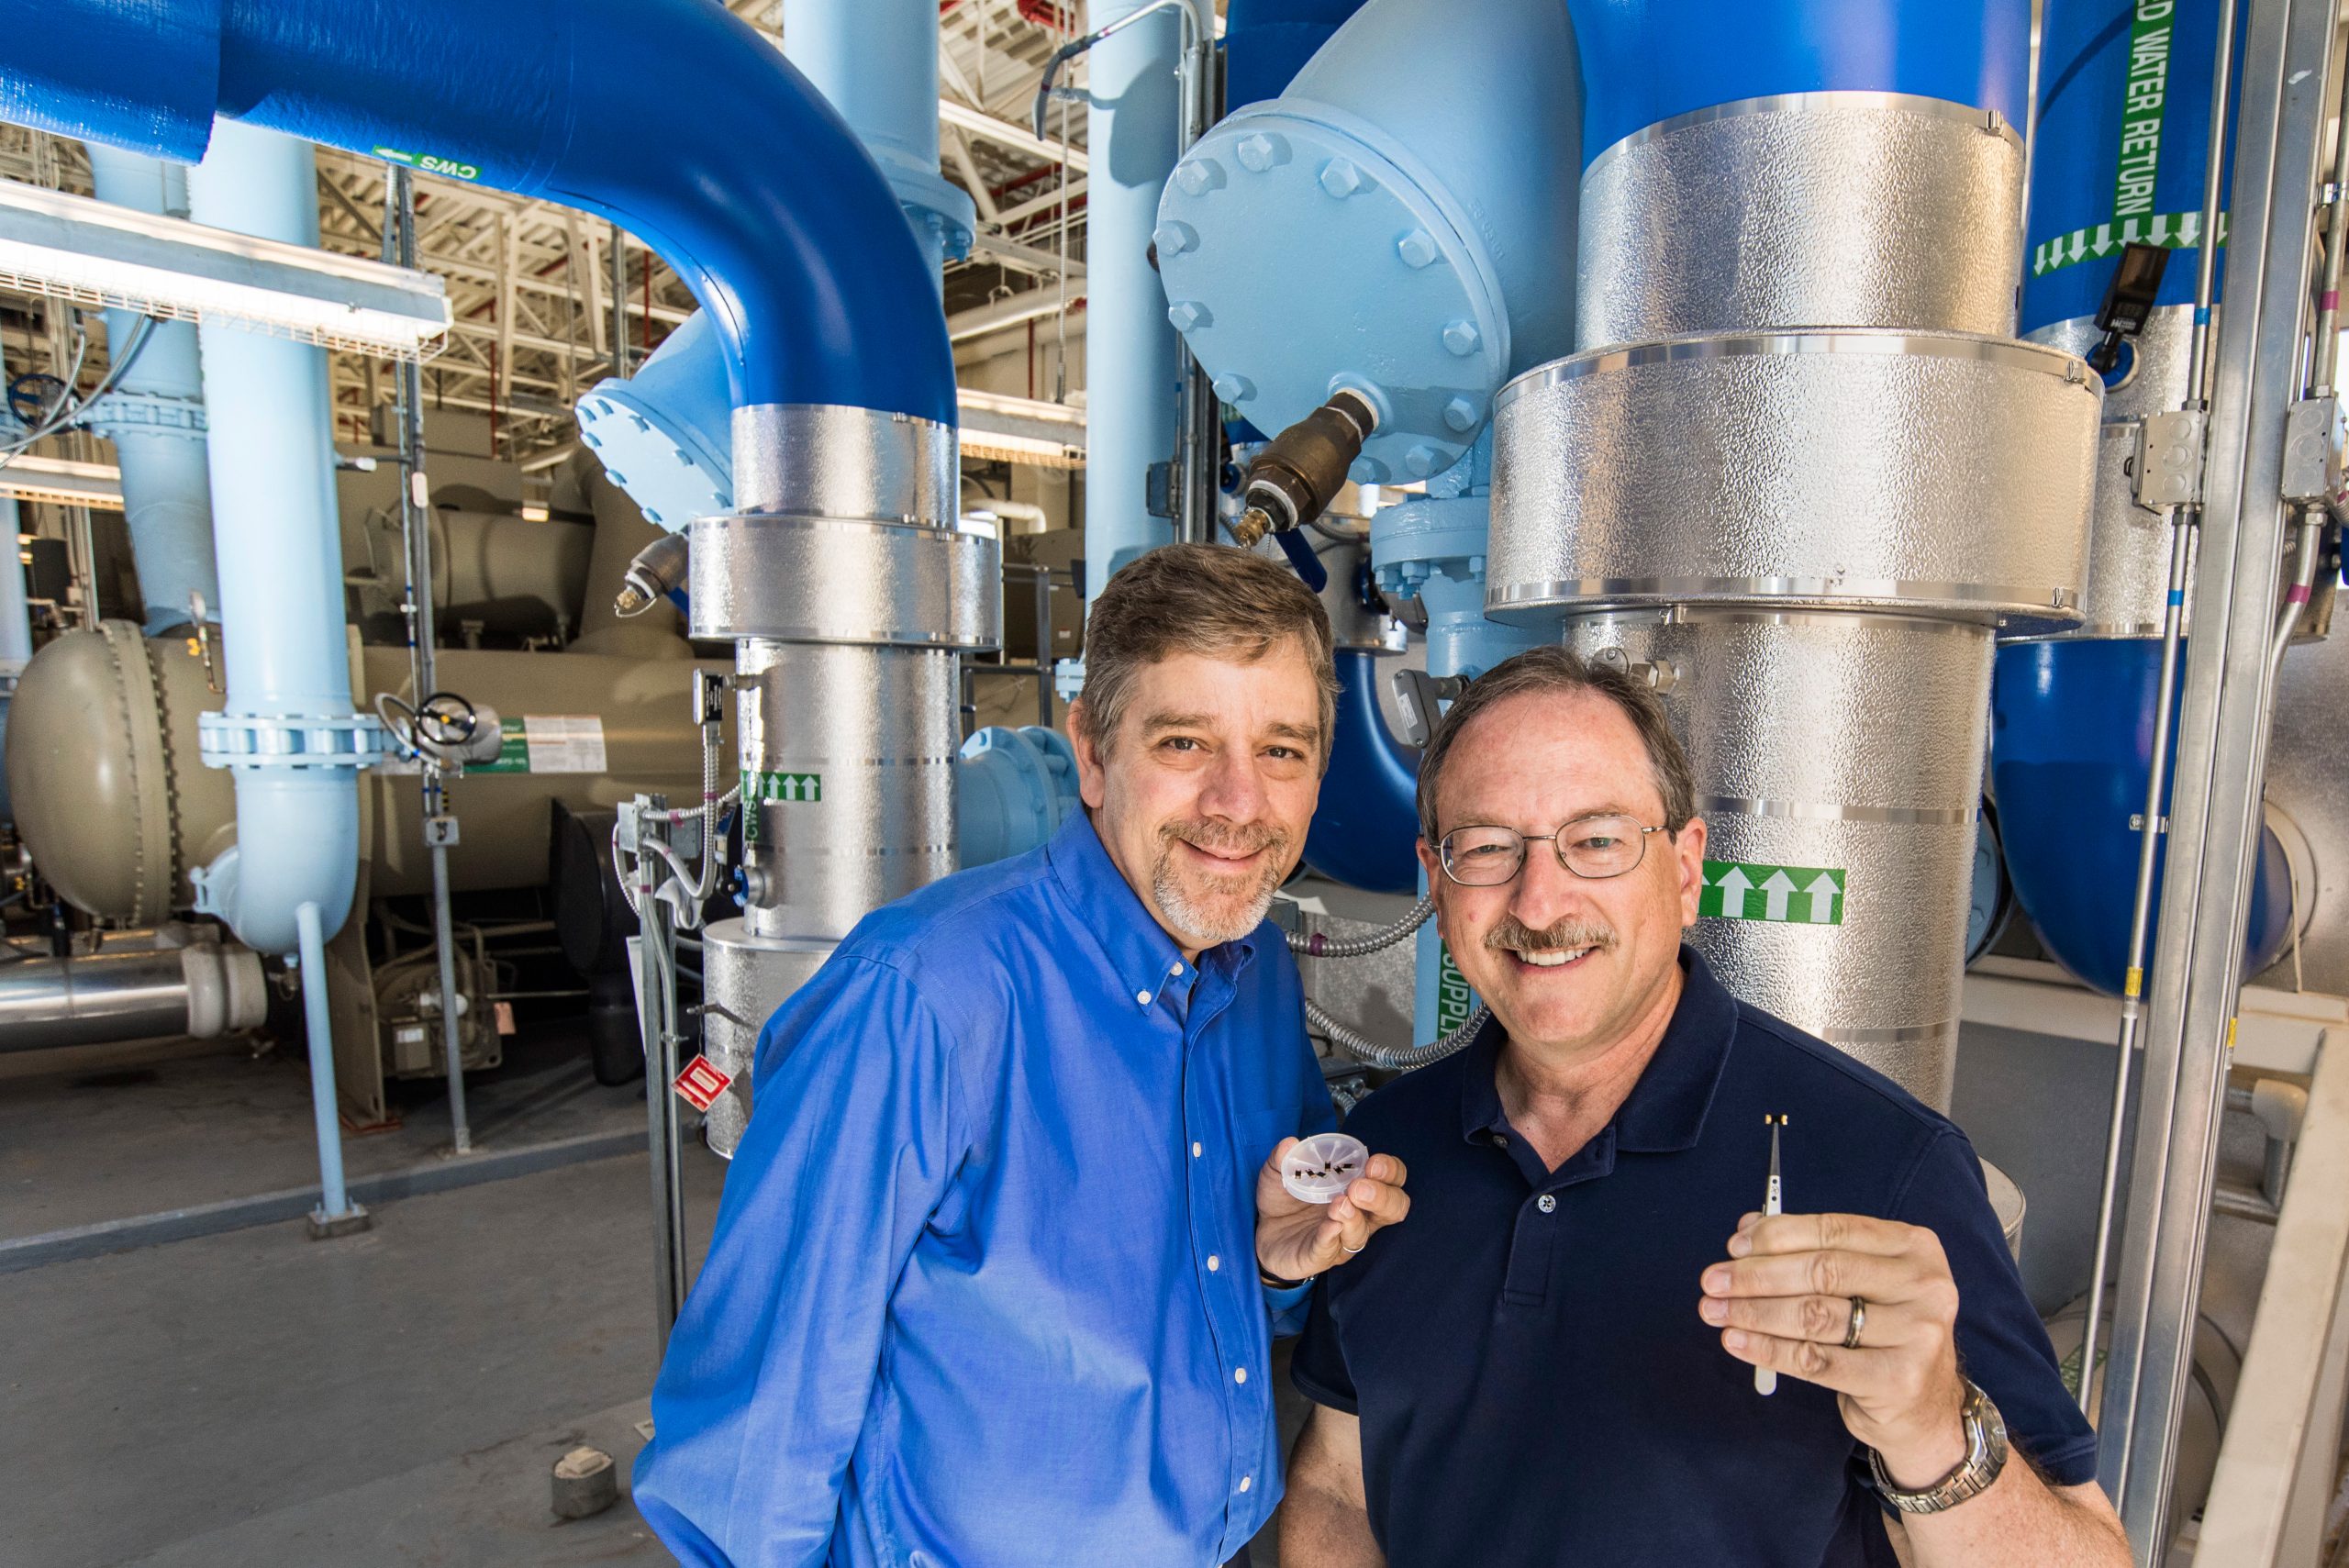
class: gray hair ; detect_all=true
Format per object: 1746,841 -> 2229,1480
1415,646 -> 1698,841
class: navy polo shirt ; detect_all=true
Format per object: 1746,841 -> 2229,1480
1292,951 -> 2097,1566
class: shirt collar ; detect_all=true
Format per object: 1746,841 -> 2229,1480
1045,809 -> 1257,1012
1461,947 -> 1739,1154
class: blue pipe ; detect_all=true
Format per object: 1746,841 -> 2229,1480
1223,0 -> 1371,110
957,726 -> 1081,866
0,492 -> 28,822
82,145 -> 221,635
1079,0 -> 1195,637
295,899 -> 362,1227
1991,637 -> 2293,995
183,122 -> 357,956
782,0 -> 975,279
1301,649 -> 1420,894
572,0 -> 968,533
0,0 -> 954,426
1567,0 -> 2032,165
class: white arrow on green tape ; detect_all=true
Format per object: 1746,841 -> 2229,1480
2033,210 -> 2228,278
1701,860 -> 1846,926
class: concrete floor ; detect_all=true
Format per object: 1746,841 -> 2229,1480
1,1031 -> 1306,1566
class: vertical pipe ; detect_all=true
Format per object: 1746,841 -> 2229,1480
0,492 -> 28,822
81,146 -> 221,636
185,122 -> 362,955
607,223 -> 629,379
1080,0 -> 1191,627
638,847 -> 685,1350
296,899 -> 365,1231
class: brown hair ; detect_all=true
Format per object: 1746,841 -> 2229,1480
1415,646 -> 1698,840
1074,543 -> 1339,769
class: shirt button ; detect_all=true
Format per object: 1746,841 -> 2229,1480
1240,1475 -> 1253,1493
1537,1194 -> 1557,1214
1136,990 -> 1152,1006
1493,1133 -> 1509,1148
1235,1367 -> 1249,1385
1170,962 -> 1183,976
1208,1254 -> 1221,1271
1193,1141 -> 1203,1158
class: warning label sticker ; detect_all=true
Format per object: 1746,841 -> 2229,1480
1700,860 -> 1847,926
472,716 -> 608,775
673,1055 -> 732,1112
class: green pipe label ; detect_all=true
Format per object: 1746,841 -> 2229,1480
1436,944 -> 1475,1034
373,146 -> 483,183
1700,861 -> 1847,926
2031,210 -> 2228,278
2112,0 -> 2176,220
741,770 -> 822,847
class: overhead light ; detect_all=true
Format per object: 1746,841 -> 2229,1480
956,388 -> 1085,469
519,502 -> 550,522
0,181 -> 450,360
0,453 -> 123,508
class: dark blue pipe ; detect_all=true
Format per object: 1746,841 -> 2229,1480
1303,648 -> 1421,895
1990,638 -> 2293,996
1567,0 -> 2031,165
0,0 -> 955,424
1224,0 -> 1373,111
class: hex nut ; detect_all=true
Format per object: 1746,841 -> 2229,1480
1442,319 -> 1482,357
1442,395 -> 1481,433
1152,219 -> 1197,256
1166,301 -> 1209,333
1319,158 -> 1366,198
1396,229 -> 1440,269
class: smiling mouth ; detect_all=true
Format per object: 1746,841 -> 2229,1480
1181,840 -> 1264,867
1510,946 -> 1596,970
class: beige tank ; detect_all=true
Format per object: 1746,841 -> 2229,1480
7,621 -> 724,926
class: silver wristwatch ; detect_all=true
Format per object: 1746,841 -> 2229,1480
1867,1378 -> 2010,1515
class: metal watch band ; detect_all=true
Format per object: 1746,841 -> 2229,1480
1868,1378 -> 2011,1515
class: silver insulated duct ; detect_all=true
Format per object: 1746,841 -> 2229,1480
691,406 -> 1000,1155
1486,87 -> 2101,1108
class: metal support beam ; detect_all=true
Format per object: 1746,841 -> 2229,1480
2095,0 -> 2340,1548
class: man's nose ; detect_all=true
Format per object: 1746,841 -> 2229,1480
1197,746 -> 1269,821
1509,839 -> 1594,929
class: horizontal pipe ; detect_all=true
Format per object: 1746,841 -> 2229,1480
0,940 -> 266,1053
0,0 -> 952,424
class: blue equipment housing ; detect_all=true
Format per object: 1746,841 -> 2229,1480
1991,638 -> 2294,995
2022,0 -> 2243,332
1301,650 -> 1422,895
1565,0 -> 2031,163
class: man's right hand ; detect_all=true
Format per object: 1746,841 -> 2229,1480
1255,1138 -> 1410,1284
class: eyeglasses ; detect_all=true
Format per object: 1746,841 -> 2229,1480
1437,815 -> 1671,886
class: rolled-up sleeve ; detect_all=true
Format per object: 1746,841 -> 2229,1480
634,953 -> 968,1567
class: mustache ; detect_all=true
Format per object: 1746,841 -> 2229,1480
1159,817 -> 1288,863
1485,914 -> 1616,954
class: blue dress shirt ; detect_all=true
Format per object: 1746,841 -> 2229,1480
635,809 -> 1333,1567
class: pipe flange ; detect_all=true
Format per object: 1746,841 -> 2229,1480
78,387 -> 208,441
686,513 -> 1002,649
198,711 -> 389,771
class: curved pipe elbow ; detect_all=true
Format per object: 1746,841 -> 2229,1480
1302,648 -> 1422,895
208,774 -> 360,955
4,0 -> 953,424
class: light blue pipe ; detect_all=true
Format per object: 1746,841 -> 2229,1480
0,0 -> 952,424
295,899 -> 362,1227
783,0 -> 974,279
956,726 -> 1080,866
0,492 -> 28,822
182,121 -> 359,957
1079,0 -> 1195,635
81,146 -> 221,636
573,0 -> 971,533
1373,438 -> 1550,1040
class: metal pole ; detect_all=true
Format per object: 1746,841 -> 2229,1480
387,166 -> 471,1156
1172,0 -> 1221,544
297,899 -> 368,1236
635,806 -> 688,1351
2096,0 -> 2337,1546
608,221 -> 630,380
2076,0 -> 2242,1420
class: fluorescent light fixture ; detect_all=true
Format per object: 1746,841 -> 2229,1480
0,181 -> 450,360
519,502 -> 551,521
955,388 -> 1085,469
0,453 -> 123,508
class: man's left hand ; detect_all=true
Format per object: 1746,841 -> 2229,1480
1698,1212 -> 1971,1488
1255,1139 -> 1410,1284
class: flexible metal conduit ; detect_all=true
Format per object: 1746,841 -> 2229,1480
0,0 -> 953,425
1287,894 -> 1431,959
1308,995 -> 1487,1070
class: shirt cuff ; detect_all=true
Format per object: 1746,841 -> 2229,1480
1263,1280 -> 1313,1334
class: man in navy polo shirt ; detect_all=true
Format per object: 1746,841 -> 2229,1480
1280,647 -> 2128,1567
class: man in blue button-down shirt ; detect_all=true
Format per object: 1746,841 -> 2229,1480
635,543 -> 1413,1567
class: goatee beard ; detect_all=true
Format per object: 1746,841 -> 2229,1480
1151,817 -> 1289,949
